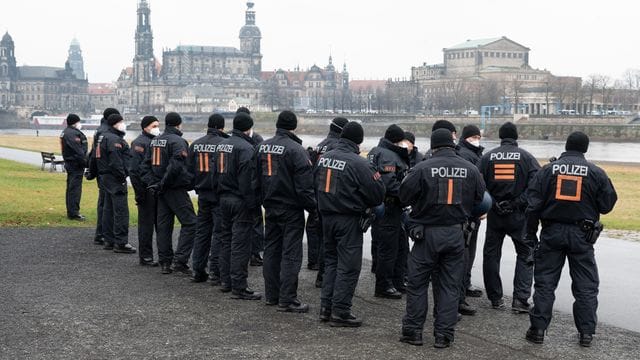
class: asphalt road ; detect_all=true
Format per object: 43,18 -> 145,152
1,227 -> 639,359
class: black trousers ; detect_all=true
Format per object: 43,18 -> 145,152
94,178 -> 105,241
483,209 -> 534,302
191,192 -> 221,277
305,211 -> 322,266
372,204 -> 406,292
133,185 -> 156,260
460,220 -> 480,303
263,208 -> 305,305
530,223 -> 599,335
64,163 -> 83,218
403,225 -> 465,341
101,175 -> 129,246
219,196 -> 254,290
250,209 -> 265,257
320,214 -> 363,315
156,188 -> 196,266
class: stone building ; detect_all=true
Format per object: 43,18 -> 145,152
0,32 -> 89,117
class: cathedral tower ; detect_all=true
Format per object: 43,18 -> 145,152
239,1 -> 262,77
67,38 -> 85,79
133,0 -> 156,84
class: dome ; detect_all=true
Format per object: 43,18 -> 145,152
239,25 -> 261,38
70,38 -> 81,47
1,32 -> 13,45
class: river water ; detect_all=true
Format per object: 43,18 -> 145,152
2,129 -> 639,163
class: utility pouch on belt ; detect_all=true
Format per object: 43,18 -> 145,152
408,224 -> 425,243
462,220 -> 477,247
359,208 -> 374,233
580,219 -> 603,244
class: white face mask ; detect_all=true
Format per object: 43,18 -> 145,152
468,139 -> 481,147
248,129 -> 254,138
398,142 -> 409,149
74,123 -> 82,131
149,127 -> 160,137
115,122 -> 127,132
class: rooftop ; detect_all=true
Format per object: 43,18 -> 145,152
446,37 -> 503,50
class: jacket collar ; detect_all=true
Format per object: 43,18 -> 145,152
500,138 -> 518,147
378,138 -> 409,163
559,150 -> 586,160
459,139 -> 484,155
275,128 -> 303,145
232,129 -> 255,145
107,126 -> 125,138
432,147 -> 457,158
336,138 -> 360,154
207,128 -> 230,138
165,126 -> 183,137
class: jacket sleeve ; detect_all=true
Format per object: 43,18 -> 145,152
596,169 -> 618,215
399,167 -> 422,206
162,140 -> 189,188
140,145 -> 157,186
107,138 -> 127,181
292,148 -> 317,212
356,162 -> 385,208
515,154 -> 541,209
64,131 -> 87,164
238,147 -> 259,209
128,141 -> 146,188
524,168 -> 546,235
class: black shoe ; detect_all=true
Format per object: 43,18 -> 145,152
458,301 -> 477,316
434,335 -> 452,349
277,299 -> 309,313
265,298 -> 279,306
219,283 -> 232,293
113,244 -> 137,254
315,275 -> 323,288
512,298 -> 531,314
307,263 -> 319,271
466,286 -> 483,298
103,242 -> 114,250
249,254 -> 263,266
319,306 -> 331,322
395,285 -> 407,294
173,263 -> 190,275
491,298 -> 506,309
161,263 -> 173,275
209,274 -> 221,286
526,327 -> 545,344
139,258 -> 159,267
191,272 -> 208,283
231,288 -> 262,300
330,312 -> 362,327
375,288 -> 402,299
579,333 -> 593,347
68,214 -> 86,221
93,237 -> 105,245
399,330 -> 423,346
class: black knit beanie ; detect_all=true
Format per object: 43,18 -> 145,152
165,112 -> 182,127
236,106 -> 251,115
404,131 -> 416,145
66,113 -> 81,126
432,119 -> 457,134
103,108 -> 120,120
340,122 -> 364,145
384,124 -> 405,143
233,113 -> 254,131
107,114 -> 124,126
565,131 -> 589,153
430,128 -> 455,149
276,110 -> 297,130
499,122 -> 518,140
462,124 -> 481,139
141,115 -> 158,129
330,117 -> 348,133
208,113 -> 225,129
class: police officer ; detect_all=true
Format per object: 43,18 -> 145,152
456,124 -> 485,315
217,112 -> 262,300
257,111 -> 316,312
189,114 -> 229,284
479,122 -> 540,312
237,106 -> 266,267
399,128 -> 485,348
96,114 -> 136,254
423,120 -> 457,160
141,112 -> 196,275
525,132 -> 617,347
368,124 -> 409,299
404,131 -> 423,168
316,121 -> 385,327
88,107 -> 121,245
60,113 -> 88,221
129,116 -> 160,266
307,117 -> 349,287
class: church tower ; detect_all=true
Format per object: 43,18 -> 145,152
239,1 -> 262,77
67,38 -> 85,80
133,0 -> 156,84
0,32 -> 17,108
341,62 -> 349,91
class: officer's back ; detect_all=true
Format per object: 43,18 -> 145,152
144,121 -> 193,190
189,115 -> 229,196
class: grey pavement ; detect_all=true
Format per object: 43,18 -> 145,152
0,146 -> 47,167
1,227 -> 639,359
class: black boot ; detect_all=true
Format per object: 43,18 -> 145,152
319,306 -> 331,322
399,330 -> 423,346
512,298 -> 531,314
579,333 -> 593,347
113,243 -> 136,254
525,327 -> 545,344
330,312 -> 362,327
277,299 -> 309,313
433,335 -> 452,349
161,263 -> 172,275
231,288 -> 262,300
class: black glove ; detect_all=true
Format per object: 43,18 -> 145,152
147,183 -> 161,197
494,200 -> 515,215
408,224 -> 424,242
359,208 -> 374,233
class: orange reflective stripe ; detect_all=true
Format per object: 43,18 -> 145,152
495,175 -> 515,180
219,153 -> 224,172
96,145 -> 101,159
495,169 -> 515,174
494,163 -> 515,168
447,178 -> 454,205
267,154 -> 272,176
199,153 -> 204,172
204,153 -> 209,173
325,169 -> 332,193
555,175 -> 583,201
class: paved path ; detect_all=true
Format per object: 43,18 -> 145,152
1,227 -> 638,359
0,146 -> 47,168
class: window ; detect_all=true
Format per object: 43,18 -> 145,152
519,53 -> 524,58
502,52 -> 506,57
490,52 -> 494,57
508,53 -> 512,58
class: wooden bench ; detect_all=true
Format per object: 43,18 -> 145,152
41,152 -> 65,172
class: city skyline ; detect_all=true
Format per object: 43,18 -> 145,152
1,0 -> 639,84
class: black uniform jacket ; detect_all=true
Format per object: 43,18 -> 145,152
525,150 -> 617,234
478,138 -> 540,209
216,129 -> 259,210
60,126 -> 88,167
257,129 -> 316,211
129,131 -> 155,190
96,127 -> 131,182
400,147 -> 485,226
457,139 -> 483,167
188,128 -> 229,198
367,138 -> 410,200
141,126 -> 193,190
315,138 -> 385,216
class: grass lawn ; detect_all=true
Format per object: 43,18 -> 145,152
597,163 -> 640,231
0,135 -> 78,154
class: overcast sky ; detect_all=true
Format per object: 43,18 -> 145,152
1,0 -> 638,83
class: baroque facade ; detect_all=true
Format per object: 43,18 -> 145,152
0,33 -> 89,117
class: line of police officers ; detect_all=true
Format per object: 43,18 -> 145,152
61,109 -> 616,349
